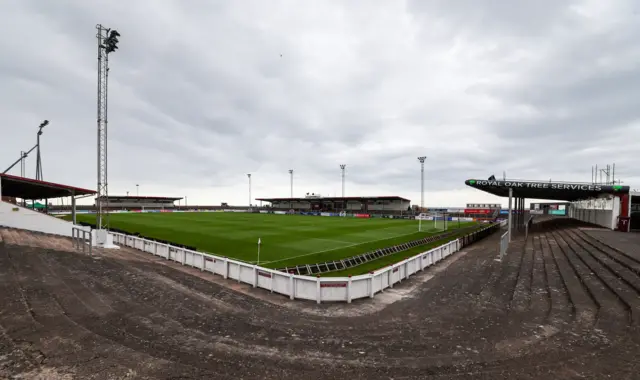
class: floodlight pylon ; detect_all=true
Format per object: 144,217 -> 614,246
96,24 -> 120,230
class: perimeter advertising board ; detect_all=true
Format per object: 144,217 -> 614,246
464,209 -> 491,214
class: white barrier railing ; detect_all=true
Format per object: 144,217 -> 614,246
497,231 -> 509,261
524,215 -> 534,240
110,232 -> 463,304
72,227 -> 92,255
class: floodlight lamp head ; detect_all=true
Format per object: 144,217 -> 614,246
110,30 -> 120,38
417,156 -> 426,163
340,164 -> 346,169
247,173 -> 251,178
289,169 -> 293,174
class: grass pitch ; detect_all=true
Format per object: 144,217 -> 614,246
71,212 -> 476,269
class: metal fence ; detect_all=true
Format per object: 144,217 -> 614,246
524,215 -> 534,240
458,223 -> 501,249
72,227 -> 92,255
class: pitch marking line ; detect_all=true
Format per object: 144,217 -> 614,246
312,238 -> 354,245
260,227 -> 441,266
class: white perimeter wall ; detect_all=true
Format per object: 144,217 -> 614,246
569,195 -> 621,230
109,225 -> 501,303
0,201 -> 90,237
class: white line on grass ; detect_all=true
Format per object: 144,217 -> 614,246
312,238 -> 355,245
260,227 -> 440,266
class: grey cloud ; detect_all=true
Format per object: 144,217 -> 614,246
407,0 -> 582,39
1,0 -> 638,206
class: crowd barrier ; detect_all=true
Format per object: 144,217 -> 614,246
110,223 -> 500,304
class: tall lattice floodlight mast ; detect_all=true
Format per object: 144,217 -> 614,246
95,24 -> 120,230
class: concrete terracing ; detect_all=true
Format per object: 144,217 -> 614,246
0,221 -> 639,379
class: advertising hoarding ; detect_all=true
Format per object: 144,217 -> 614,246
464,209 -> 491,214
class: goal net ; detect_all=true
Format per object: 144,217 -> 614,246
339,211 -> 347,217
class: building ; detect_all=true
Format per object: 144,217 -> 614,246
529,202 -> 570,216
95,195 -> 182,210
256,195 -> 411,213
466,178 -> 630,231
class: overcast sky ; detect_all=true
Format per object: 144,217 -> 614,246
1,0 -> 638,207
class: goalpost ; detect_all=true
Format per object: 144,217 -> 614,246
434,212 -> 448,231
418,212 -> 448,232
417,212 -> 428,232
339,211 -> 347,217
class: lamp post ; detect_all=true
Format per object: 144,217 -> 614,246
340,165 -> 346,197
340,164 -> 346,211
35,120 -> 48,181
20,151 -> 25,177
288,169 -> 293,209
418,156 -> 426,232
2,121 -> 48,179
247,174 -> 252,208
136,184 -> 139,196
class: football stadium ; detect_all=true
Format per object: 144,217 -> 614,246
59,194 -> 488,276
2,6 -> 640,380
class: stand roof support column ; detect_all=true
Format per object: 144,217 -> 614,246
508,188 -> 513,242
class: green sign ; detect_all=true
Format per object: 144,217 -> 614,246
466,179 -> 629,193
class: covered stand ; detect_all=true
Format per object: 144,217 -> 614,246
0,173 -> 96,224
465,179 -> 630,238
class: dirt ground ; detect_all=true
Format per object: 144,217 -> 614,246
1,219 -> 639,379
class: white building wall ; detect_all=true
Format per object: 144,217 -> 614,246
0,201 -> 90,237
570,195 -> 620,230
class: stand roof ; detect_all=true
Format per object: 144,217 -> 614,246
465,179 -> 629,201
0,174 -> 96,199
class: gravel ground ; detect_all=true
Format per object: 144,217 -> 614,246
0,220 -> 639,379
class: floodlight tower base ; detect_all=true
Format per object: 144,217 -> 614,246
92,229 -> 120,249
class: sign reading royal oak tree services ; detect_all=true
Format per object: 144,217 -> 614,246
465,179 -> 627,193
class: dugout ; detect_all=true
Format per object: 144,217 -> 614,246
465,178 -> 631,237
